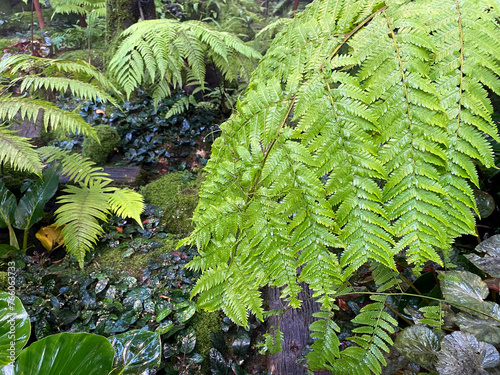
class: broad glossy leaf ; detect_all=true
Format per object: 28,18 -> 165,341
0,246 -> 17,258
436,331 -> 500,375
13,164 -> 59,230
209,348 -> 228,375
393,325 -> 439,370
0,292 -> 30,366
0,365 -> 13,375
465,235 -> 500,278
13,333 -> 114,375
108,330 -> 161,375
456,313 -> 500,346
232,331 -> 250,360
174,302 -> 196,323
35,224 -> 64,252
0,181 -> 16,229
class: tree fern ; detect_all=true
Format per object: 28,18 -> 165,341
184,0 -> 500,372
50,0 -> 106,18
108,19 -> 262,103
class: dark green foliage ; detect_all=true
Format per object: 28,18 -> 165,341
82,124 -> 120,166
183,0 -> 500,372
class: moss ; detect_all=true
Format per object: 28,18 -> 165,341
1,165 -> 38,197
0,272 -> 8,290
82,125 -> 120,166
93,236 -> 180,278
0,9 -> 54,33
0,38 -> 13,51
141,172 -> 204,234
190,310 -> 222,370
59,49 -> 105,70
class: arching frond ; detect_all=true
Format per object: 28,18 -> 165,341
107,188 -> 144,227
37,147 -> 111,185
0,95 -> 98,140
55,180 -> 112,267
108,19 -> 262,101
0,125 -> 42,175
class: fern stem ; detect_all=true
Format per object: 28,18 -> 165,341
346,291 -> 500,323
319,5 -> 388,70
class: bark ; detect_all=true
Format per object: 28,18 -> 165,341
267,285 -> 331,375
106,0 -> 156,42
33,0 -> 44,29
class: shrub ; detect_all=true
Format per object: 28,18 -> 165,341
82,124 -> 120,165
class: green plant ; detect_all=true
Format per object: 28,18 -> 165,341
82,124 -> 120,165
108,18 -> 261,104
0,291 -> 161,374
0,163 -> 60,250
0,55 -> 143,266
181,0 -> 500,373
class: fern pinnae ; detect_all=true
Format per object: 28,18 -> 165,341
0,96 -> 98,141
0,125 -> 42,175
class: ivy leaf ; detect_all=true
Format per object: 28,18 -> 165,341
108,330 -> 161,375
465,235 -> 500,278
436,331 -> 500,375
394,325 -> 440,370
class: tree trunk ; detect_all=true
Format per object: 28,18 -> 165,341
267,285 -> 331,375
106,0 -> 156,42
33,0 -> 44,29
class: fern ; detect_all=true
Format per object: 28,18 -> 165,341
108,18 -> 262,102
0,125 -> 42,175
50,0 -> 106,18
185,0 -> 500,372
418,305 -> 444,332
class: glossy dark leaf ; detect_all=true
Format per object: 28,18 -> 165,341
13,164 -> 59,230
474,190 -> 495,219
108,330 -> 161,375
436,331 -> 500,375
13,333 -> 114,375
456,313 -> 500,346
209,348 -> 228,375
394,325 -> 439,370
174,302 -> 196,323
0,181 -> 16,229
465,235 -> 500,278
0,292 -> 30,366
232,331 -> 250,360
179,328 -> 196,354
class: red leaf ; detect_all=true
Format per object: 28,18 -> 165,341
116,227 -> 123,233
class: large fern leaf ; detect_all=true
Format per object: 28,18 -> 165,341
108,19 -> 262,101
0,125 -> 42,175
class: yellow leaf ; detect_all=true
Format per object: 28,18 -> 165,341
36,224 -> 65,252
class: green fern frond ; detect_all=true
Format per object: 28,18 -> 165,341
0,125 -> 42,175
19,76 -> 116,105
50,0 -> 105,16
107,188 -> 144,227
37,147 -> 111,185
0,95 -> 98,140
108,19 -> 262,101
55,180 -> 112,267
418,304 -> 443,332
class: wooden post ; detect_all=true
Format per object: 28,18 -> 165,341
33,0 -> 45,29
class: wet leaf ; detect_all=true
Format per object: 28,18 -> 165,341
439,271 -> 500,319
174,303 -> 196,323
209,348 -> 228,375
436,331 -> 500,375
465,235 -> 500,278
108,330 -> 161,375
474,190 -> 496,219
95,278 -> 109,294
232,331 -> 251,360
394,325 -> 439,370
456,313 -> 500,346
156,320 -> 174,335
13,333 -> 114,375
156,307 -> 172,322
179,328 -> 196,354
0,292 -> 30,365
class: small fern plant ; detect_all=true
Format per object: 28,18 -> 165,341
108,18 -> 262,104
0,55 -> 143,266
181,0 -> 500,373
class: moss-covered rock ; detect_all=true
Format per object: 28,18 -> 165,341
82,125 -> 120,166
141,172 -> 203,234
190,310 -> 222,370
93,236 -> 180,279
